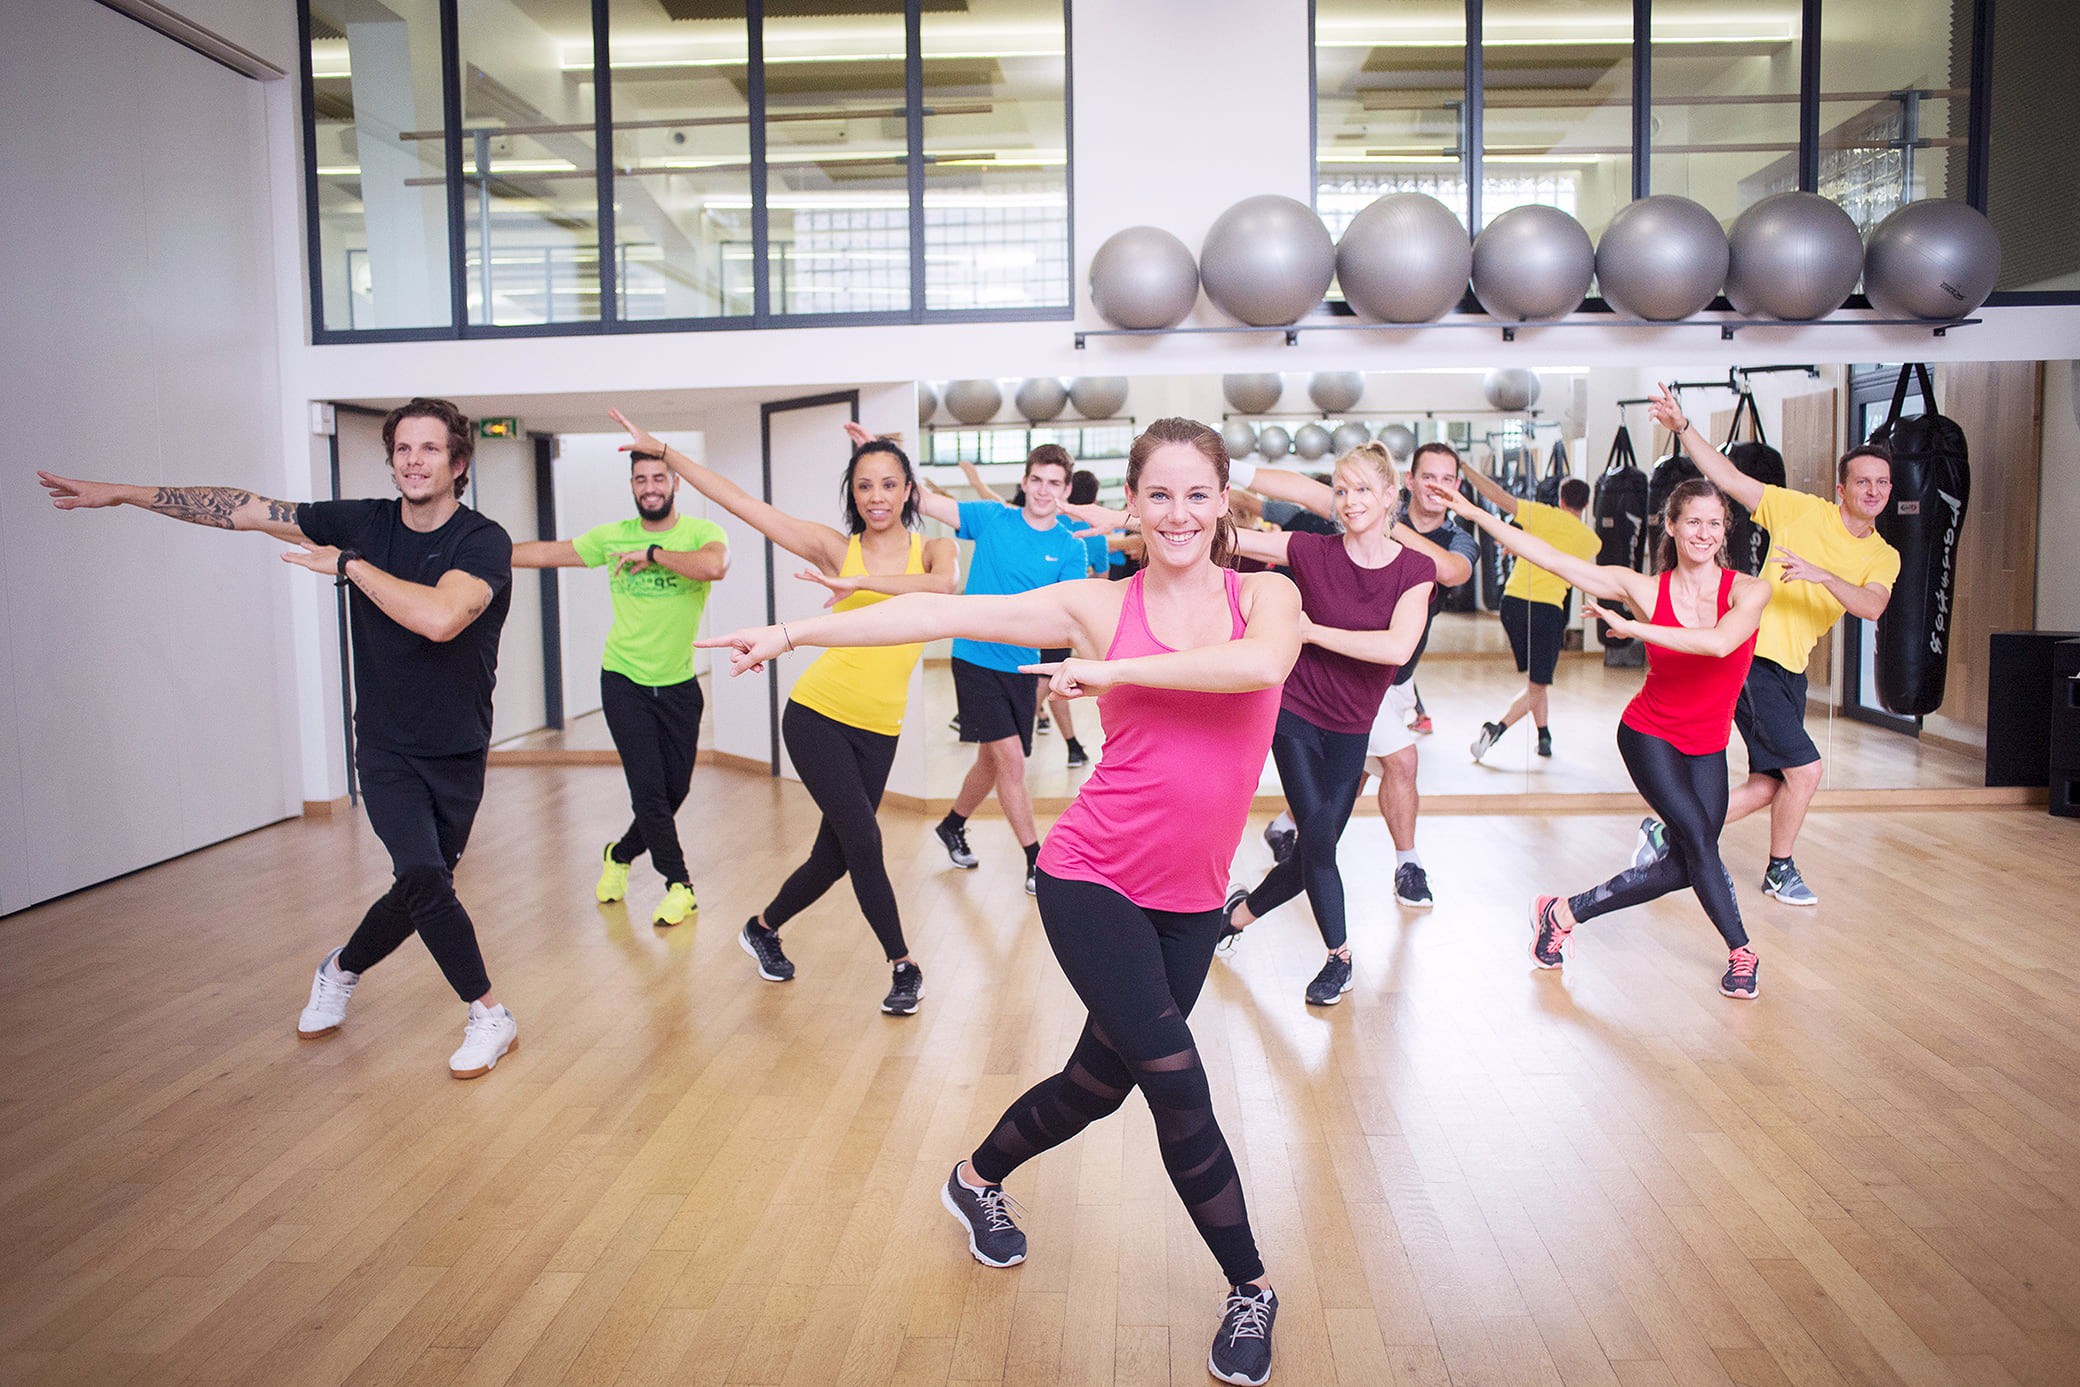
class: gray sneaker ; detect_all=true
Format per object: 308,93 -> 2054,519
881,961 -> 923,1015
1762,859 -> 1818,906
1304,953 -> 1353,1006
1469,720 -> 1505,762
941,1164 -> 1026,1267
1208,1284 -> 1277,1385
1632,817 -> 1669,871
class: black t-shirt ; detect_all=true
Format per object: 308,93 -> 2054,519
300,499 -> 512,756
1392,497 -> 1479,686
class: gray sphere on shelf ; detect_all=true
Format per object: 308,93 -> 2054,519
1307,370 -> 1365,414
1293,422 -> 1334,460
1257,424 -> 1293,461
917,383 -> 938,425
1861,199 -> 2002,320
942,379 -> 1003,426
1378,423 -> 1417,461
1067,376 -> 1130,420
1724,191 -> 1865,321
1014,377 -> 1068,423
1471,204 -> 1595,321
1483,368 -> 1541,413
1199,195 -> 1336,326
1220,419 -> 1259,461
1087,225 -> 1200,330
1594,195 -> 1729,321
1330,421 -> 1372,455
1334,191 -> 1472,323
1222,373 -> 1284,414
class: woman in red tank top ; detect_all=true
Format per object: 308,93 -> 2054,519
700,418 -> 1302,1384
1432,478 -> 1772,1001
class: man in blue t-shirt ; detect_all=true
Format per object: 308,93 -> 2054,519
915,444 -> 1087,893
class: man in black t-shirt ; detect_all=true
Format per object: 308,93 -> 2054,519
39,398 -> 520,1080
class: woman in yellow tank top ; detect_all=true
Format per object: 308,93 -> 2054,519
612,410 -> 958,1015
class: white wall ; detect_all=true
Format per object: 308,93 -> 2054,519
2039,362 -> 2080,630
468,436 -> 544,743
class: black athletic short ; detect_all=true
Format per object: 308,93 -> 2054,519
952,657 -> 1040,754
1037,646 -> 1071,664
1734,655 -> 1820,777
1499,595 -> 1565,685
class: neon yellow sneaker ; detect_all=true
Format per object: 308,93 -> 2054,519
596,843 -> 630,903
652,882 -> 697,927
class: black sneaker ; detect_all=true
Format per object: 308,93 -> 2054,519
1035,713 -> 1052,735
881,961 -> 924,1015
1262,819 -> 1297,865
738,918 -> 795,981
1025,861 -> 1039,896
940,1163 -> 1026,1267
1216,886 -> 1249,953
1536,727 -> 1553,758
1393,861 -> 1434,908
1304,953 -> 1353,1006
935,819 -> 978,869
1719,946 -> 1760,999
1065,739 -> 1089,769
1208,1284 -> 1277,1385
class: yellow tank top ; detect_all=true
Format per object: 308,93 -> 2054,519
787,532 -> 928,736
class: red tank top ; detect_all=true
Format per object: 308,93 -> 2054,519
1620,567 -> 1756,755
1037,569 -> 1284,912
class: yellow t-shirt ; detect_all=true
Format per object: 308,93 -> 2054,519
786,533 -> 929,736
1751,485 -> 1901,673
1501,500 -> 1601,607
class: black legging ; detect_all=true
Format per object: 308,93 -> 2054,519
1246,708 -> 1370,950
763,701 -> 906,959
970,872 -> 1262,1287
340,745 -> 491,1001
1569,722 -> 1748,949
601,670 -> 702,887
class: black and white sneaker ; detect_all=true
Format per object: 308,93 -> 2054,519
1393,862 -> 1434,908
881,961 -> 923,1015
738,918 -> 796,981
1631,817 -> 1670,872
1536,727 -> 1553,759
940,1163 -> 1027,1267
1065,739 -> 1089,769
1304,953 -> 1353,1006
1216,886 -> 1250,953
1025,861 -> 1039,896
1035,713 -> 1052,736
935,819 -> 978,869
1208,1284 -> 1277,1385
1262,819 -> 1297,865
1470,720 -> 1505,762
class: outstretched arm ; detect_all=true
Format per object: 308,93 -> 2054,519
956,457 -> 1009,505
280,544 -> 496,643
1429,481 -> 1653,610
612,408 -> 847,572
1647,385 -> 1764,513
1039,571 -> 1302,698
1229,527 -> 1295,566
700,581 -> 1088,674
1585,575 -> 1769,658
1297,582 -> 1434,668
1244,464 -> 1335,519
1456,458 -> 1520,517
1393,519 -> 1474,588
512,540 -> 585,569
39,473 -> 310,542
796,535 -> 960,606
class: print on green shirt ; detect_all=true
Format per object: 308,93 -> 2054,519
571,514 -> 728,686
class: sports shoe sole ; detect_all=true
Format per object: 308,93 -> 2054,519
1208,1352 -> 1272,1387
1394,889 -> 1434,908
1304,985 -> 1352,1007
939,1181 -> 1025,1267
450,1035 -> 516,1080
738,929 -> 793,982
1718,980 -> 1761,1000
296,1022 -> 341,1040
1762,884 -> 1819,907
881,983 -> 924,1016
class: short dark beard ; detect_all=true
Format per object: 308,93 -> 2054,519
636,495 -> 674,522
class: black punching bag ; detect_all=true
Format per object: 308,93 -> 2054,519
1591,427 -> 1650,660
1722,390 -> 1785,577
1866,363 -> 1970,717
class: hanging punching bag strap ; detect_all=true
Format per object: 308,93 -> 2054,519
1605,425 -> 1637,473
1881,362 -> 1938,433
1721,390 -> 1766,449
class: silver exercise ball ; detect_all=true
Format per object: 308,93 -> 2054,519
1199,195 -> 1336,326
1378,423 -> 1417,462
1471,203 -> 1595,320
1087,225 -> 1200,330
1483,368 -> 1541,412
1223,373 -> 1284,414
1308,371 -> 1365,414
1724,192 -> 1864,321
1014,377 -> 1068,423
1257,425 -> 1292,461
1293,423 -> 1334,460
1067,376 -> 1129,420
1862,199 -> 2002,320
917,383 -> 939,425
1334,191 -> 1472,323
1330,421 -> 1372,455
1221,419 -> 1259,461
943,378 -> 1003,426
1595,195 -> 1729,321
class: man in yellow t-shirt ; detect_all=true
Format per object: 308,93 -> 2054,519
1645,386 -> 1899,906
1460,462 -> 1601,763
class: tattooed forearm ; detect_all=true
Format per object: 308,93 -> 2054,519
148,486 -> 251,529
266,497 -> 300,525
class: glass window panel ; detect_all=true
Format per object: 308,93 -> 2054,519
761,4 -> 910,316
1481,0 -> 1633,236
1817,0 -> 1965,233
1648,0 -> 1802,220
456,0 -> 601,327
1316,0 -> 1470,238
919,0 -> 1067,312
605,1 -> 752,321
308,0 -> 452,331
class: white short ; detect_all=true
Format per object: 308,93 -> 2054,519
1367,681 -> 1420,758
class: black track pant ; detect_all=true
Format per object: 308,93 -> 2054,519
340,745 -> 492,1001
601,670 -> 702,888
1247,709 -> 1369,949
1569,722 -> 1748,950
970,872 -> 1263,1287
763,701 -> 906,959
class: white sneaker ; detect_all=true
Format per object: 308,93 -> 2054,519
297,947 -> 359,1038
449,1001 -> 518,1079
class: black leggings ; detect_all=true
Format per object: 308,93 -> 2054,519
340,745 -> 492,1001
1247,709 -> 1370,950
763,701 -> 906,959
1569,722 -> 1748,950
970,872 -> 1262,1286
601,670 -> 702,887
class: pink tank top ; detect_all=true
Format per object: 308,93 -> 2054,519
1038,568 -> 1284,912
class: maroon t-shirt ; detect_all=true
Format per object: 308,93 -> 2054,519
1281,531 -> 1436,734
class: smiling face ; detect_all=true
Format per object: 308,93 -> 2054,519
850,450 -> 912,531
1669,492 -> 1729,568
1127,442 -> 1228,569
1838,452 -> 1893,526
1021,459 -> 1069,520
630,454 -> 677,522
1404,446 -> 1460,525
1332,456 -> 1390,536
389,415 -> 466,505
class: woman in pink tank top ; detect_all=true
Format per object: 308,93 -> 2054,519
1433,478 -> 1772,1002
701,418 -> 1300,1384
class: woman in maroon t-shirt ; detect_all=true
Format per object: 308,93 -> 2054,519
1433,478 -> 1772,1000
1220,443 -> 1435,1006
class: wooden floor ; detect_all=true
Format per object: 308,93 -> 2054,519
4,765 -> 2078,1386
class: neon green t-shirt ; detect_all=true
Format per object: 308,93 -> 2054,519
571,514 -> 728,686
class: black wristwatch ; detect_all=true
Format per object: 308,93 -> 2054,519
646,543 -> 661,565
336,548 -> 362,586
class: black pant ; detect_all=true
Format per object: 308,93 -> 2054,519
339,745 -> 492,1001
764,701 -> 906,960
1569,722 -> 1748,949
601,670 -> 702,887
970,872 -> 1263,1287
1247,709 -> 1370,949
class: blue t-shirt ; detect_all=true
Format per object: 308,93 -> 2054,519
953,500 -> 1088,671
1078,529 -> 1108,575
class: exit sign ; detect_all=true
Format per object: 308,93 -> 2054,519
478,417 -> 519,439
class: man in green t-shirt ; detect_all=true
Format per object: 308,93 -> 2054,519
514,448 -> 729,926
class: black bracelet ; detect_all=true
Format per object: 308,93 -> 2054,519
336,548 -> 362,587
646,543 -> 661,565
